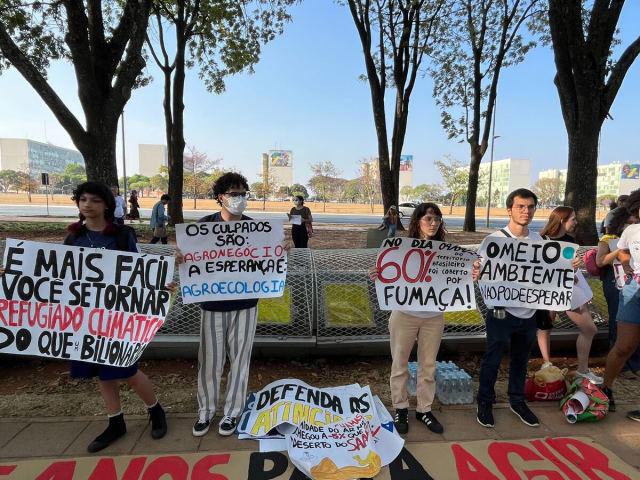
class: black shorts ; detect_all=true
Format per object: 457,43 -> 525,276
535,310 -> 554,330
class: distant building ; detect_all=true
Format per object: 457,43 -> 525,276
0,138 -> 84,174
139,144 -> 167,178
471,158 -> 531,207
261,150 -> 293,192
538,162 -> 640,199
365,156 -> 414,199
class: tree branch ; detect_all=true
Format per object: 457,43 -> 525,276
604,34 -> 640,117
0,20 -> 87,145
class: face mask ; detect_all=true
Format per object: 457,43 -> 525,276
224,196 -> 247,215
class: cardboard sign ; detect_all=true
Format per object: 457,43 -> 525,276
176,220 -> 287,303
0,239 -> 174,366
1,436 -> 637,479
375,237 -> 477,312
478,236 -> 577,311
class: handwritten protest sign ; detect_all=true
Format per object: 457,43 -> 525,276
374,237 -> 477,312
288,415 -> 383,480
608,239 -> 627,289
176,220 -> 287,303
478,236 -> 576,311
0,239 -> 174,366
237,379 -> 404,471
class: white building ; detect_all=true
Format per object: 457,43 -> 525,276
138,144 -> 167,178
474,157 -> 531,207
539,162 -> 640,198
0,138 -> 84,174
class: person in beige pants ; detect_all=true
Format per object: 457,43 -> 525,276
370,202 -> 449,435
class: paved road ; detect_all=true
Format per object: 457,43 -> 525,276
0,204 -> 551,229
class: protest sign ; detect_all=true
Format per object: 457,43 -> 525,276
2,437 -> 637,480
608,239 -> 627,289
289,215 -> 302,225
288,415 -> 382,480
478,236 -> 576,311
374,237 -> 477,312
0,239 -> 174,366
237,379 -> 404,468
176,220 -> 287,303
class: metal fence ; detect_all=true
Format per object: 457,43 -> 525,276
0,241 -> 611,347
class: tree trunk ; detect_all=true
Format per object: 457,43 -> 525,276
464,148 -> 482,232
449,195 -> 455,215
79,127 -> 119,187
565,128 -> 599,244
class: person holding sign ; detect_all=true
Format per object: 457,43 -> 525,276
536,207 -> 602,384
603,190 -> 640,421
369,203 -> 449,435
62,182 -> 168,452
596,207 -> 640,378
176,173 -> 264,437
473,188 -> 541,429
288,195 -> 313,248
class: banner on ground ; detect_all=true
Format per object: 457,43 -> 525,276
237,379 -> 404,471
478,236 -> 576,311
1,436 -> 637,479
0,239 -> 174,366
176,220 -> 287,303
375,238 -> 477,312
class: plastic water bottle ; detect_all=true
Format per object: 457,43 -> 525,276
407,362 -> 417,397
439,372 -> 451,404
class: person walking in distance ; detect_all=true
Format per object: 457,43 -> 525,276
473,188 -> 542,428
150,194 -> 170,244
112,186 -> 127,225
128,190 -> 141,223
288,195 -> 313,248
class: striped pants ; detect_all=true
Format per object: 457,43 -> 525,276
197,307 -> 258,421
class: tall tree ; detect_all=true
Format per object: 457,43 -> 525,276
0,1 -> 152,185
309,161 -> 341,212
146,0 -> 295,224
183,145 -> 221,209
534,177 -> 564,207
431,0 -> 544,232
435,155 -> 469,214
549,0 -> 640,243
345,0 -> 447,224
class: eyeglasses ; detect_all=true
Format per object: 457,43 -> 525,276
224,191 -> 248,198
420,216 -> 442,224
512,204 -> 536,211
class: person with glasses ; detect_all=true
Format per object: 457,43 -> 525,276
177,172 -> 259,438
369,203 -> 448,435
473,188 -> 542,429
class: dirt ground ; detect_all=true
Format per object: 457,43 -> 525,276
1,354 -> 638,418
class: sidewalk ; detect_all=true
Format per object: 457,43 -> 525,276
1,403 -> 638,475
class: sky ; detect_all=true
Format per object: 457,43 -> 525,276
0,1 -> 639,189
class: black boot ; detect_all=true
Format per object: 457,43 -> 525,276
88,413 -> 126,453
602,387 -> 616,412
148,403 -> 167,439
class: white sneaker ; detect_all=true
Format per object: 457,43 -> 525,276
540,361 -> 554,370
576,369 -> 603,384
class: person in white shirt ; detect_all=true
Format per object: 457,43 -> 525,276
111,186 -> 127,225
603,189 -> 640,422
473,188 -> 541,429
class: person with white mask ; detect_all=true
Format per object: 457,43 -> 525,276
180,172 -> 258,438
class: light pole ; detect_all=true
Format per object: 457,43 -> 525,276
485,95 -> 499,228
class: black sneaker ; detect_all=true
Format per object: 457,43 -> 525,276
602,386 -> 616,412
477,402 -> 494,428
394,408 -> 409,434
416,411 -> 444,434
627,410 -> 640,422
218,416 -> 237,436
192,419 -> 211,437
88,413 -> 126,453
510,403 -> 539,427
148,403 -> 167,439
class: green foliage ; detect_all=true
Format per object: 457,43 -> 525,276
289,183 -> 308,199
412,183 -> 443,203
435,155 -> 468,208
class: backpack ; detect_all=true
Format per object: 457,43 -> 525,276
560,377 -> 609,423
63,224 -> 136,251
583,248 -> 602,277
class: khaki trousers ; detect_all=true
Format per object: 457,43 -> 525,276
389,310 -> 445,412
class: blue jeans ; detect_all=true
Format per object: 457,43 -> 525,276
477,310 -> 537,405
602,268 -> 640,372
387,224 -> 397,238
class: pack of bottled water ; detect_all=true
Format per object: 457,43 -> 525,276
435,361 -> 473,405
406,360 -> 473,404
